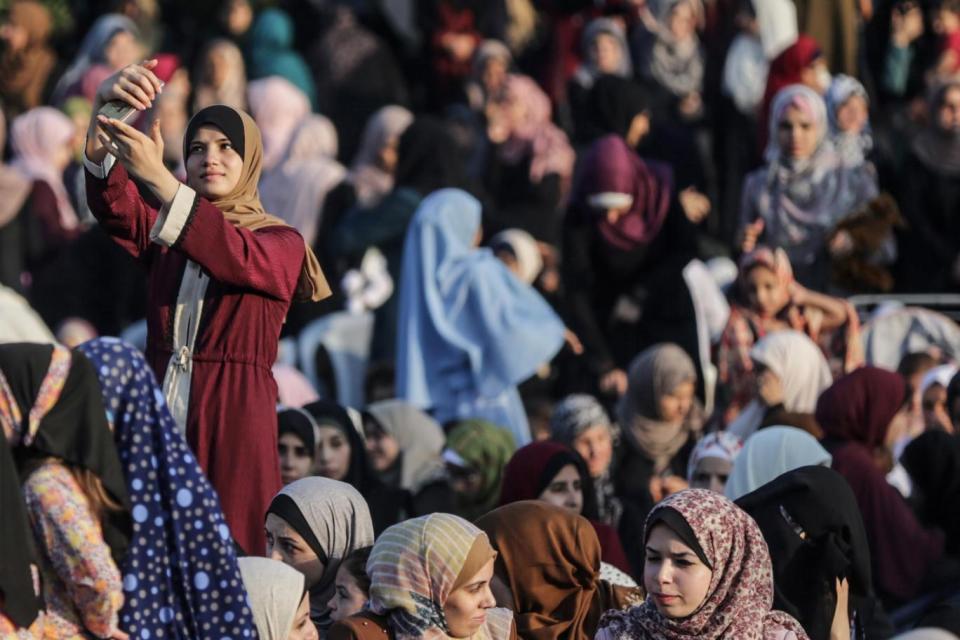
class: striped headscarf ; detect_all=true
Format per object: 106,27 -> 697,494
367,514 -> 513,640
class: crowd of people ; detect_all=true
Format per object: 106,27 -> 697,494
3,0 -> 960,638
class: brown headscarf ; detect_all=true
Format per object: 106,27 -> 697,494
0,1 -> 56,113
476,501 -> 643,640
183,105 -> 331,301
618,344 -> 703,473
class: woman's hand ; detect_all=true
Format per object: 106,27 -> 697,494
830,578 -> 851,640
600,368 -> 629,396
97,117 -> 180,204
564,328 -> 584,355
740,218 -> 764,253
679,187 -> 710,224
95,59 -> 163,110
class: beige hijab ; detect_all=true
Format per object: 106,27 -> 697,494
618,343 -> 702,473
184,105 -> 331,301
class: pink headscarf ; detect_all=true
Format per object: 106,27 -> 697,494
247,76 -> 312,170
11,107 -> 78,232
494,74 -> 575,186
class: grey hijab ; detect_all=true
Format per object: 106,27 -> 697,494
366,399 -> 448,493
239,557 -> 305,640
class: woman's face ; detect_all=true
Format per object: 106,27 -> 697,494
836,94 -> 868,135
776,105 -> 819,161
572,425 -> 614,478
278,433 -> 313,486
265,513 -> 326,589
689,457 -> 732,494
658,381 -> 695,424
185,125 -> 244,199
376,135 -> 400,173
289,592 -> 319,640
104,30 -> 142,71
668,2 -> 697,42
923,383 -> 953,432
644,523 -> 713,619
591,32 -> 622,74
314,425 -> 351,481
482,57 -> 508,95
443,558 -> 497,638
327,565 -> 367,622
364,423 -> 400,472
744,265 -> 786,317
538,463 -> 583,514
938,87 -> 960,133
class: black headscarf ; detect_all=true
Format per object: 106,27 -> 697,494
277,407 -> 317,456
0,434 -> 40,629
0,343 -> 131,563
301,400 -> 372,494
902,430 -> 960,555
394,116 -> 464,196
736,466 -> 875,640
584,74 -> 650,142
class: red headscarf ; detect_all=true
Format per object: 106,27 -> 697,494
759,35 -> 822,150
815,366 -> 906,448
574,135 -> 672,251
499,440 -> 583,506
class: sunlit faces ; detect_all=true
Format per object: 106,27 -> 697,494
572,424 -> 614,478
185,125 -> 244,199
264,513 -> 325,588
644,523 -> 713,619
363,420 -> 400,472
776,104 -> 819,161
314,425 -> 351,481
689,457 -> 733,494
938,86 -> 960,133
658,381 -> 695,425
443,558 -> 497,638
591,32 -> 623,75
327,564 -> 367,622
278,433 -> 313,486
743,265 -> 787,318
289,592 -> 319,640
538,463 -> 583,514
835,94 -> 868,135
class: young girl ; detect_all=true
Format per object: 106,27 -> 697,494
84,59 -> 329,554
327,547 -> 372,623
595,489 -> 809,640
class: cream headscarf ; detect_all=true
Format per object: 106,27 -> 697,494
183,104 -> 331,301
238,557 -> 306,640
365,400 -> 447,493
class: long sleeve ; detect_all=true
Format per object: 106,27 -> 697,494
84,156 -> 160,264
562,220 -> 615,374
23,462 -> 123,639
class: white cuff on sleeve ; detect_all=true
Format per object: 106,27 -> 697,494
150,183 -> 198,247
82,151 -> 117,179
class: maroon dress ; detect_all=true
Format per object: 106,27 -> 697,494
86,162 -> 303,554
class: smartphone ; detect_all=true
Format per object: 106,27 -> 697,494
97,100 -> 139,123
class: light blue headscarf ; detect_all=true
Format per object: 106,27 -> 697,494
396,188 -> 564,417
78,338 -> 256,640
248,8 -> 317,108
724,426 -> 833,500
825,74 -> 873,166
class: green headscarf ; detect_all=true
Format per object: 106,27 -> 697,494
445,420 -> 516,521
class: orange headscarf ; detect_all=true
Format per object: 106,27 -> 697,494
184,105 -> 331,301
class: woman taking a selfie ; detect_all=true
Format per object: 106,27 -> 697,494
83,59 -> 330,554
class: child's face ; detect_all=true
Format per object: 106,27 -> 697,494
744,265 -> 786,316
668,1 -> 697,42
934,8 -> 960,35
836,95 -> 868,134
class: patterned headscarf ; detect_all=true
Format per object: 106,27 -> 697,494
686,431 -> 742,481
367,513 -> 514,640
77,338 -> 256,639
550,394 -> 613,445
445,420 -> 516,521
598,489 -> 809,640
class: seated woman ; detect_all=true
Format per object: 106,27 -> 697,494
265,477 -> 375,636
716,246 -> 858,425
85,59 -> 330,555
727,330 -> 834,439
239,557 -> 318,640
737,466 -> 895,640
444,419 -> 516,521
568,17 -> 633,135
816,367 -> 949,605
0,343 -> 130,639
549,394 -> 622,529
476,501 -> 643,639
595,489 -> 809,640
78,337 -> 256,638
327,546 -> 372,624
739,84 -> 878,289
362,399 -> 455,521
685,431 -> 742,495
724,426 -> 833,501
395,189 -> 570,445
499,440 -> 632,578
614,343 -> 704,572
329,513 -> 516,640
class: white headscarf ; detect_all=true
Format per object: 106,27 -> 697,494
920,364 -> 958,396
238,557 -> 306,640
724,426 -> 832,500
729,330 -> 833,439
489,229 -> 543,285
